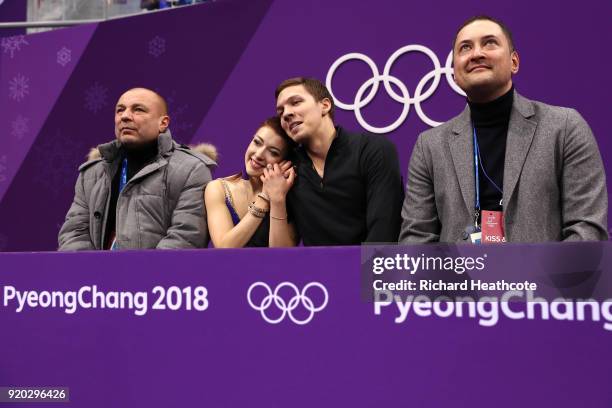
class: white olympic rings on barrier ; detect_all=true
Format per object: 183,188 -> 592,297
326,45 -> 466,132
247,281 -> 329,325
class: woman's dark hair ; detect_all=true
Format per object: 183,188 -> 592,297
259,116 -> 296,156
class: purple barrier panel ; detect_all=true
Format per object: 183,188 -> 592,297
1,245 -> 611,407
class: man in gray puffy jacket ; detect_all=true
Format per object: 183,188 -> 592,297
58,87 -> 216,250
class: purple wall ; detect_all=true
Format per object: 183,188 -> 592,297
1,0 -> 610,251
0,0 -> 26,37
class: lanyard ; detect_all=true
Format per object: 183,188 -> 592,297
472,126 -> 503,227
111,158 -> 129,251
472,126 -> 481,227
119,158 -> 128,193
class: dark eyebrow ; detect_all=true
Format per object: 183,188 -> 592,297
481,34 -> 499,42
268,145 -> 282,154
457,39 -> 473,48
276,94 -> 303,113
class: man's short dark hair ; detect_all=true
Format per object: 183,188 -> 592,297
275,77 -> 335,121
453,15 -> 515,52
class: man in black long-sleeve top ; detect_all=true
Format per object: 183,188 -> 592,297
274,77 -> 404,246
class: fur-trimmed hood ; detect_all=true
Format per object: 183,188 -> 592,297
87,142 -> 218,162
190,143 -> 218,162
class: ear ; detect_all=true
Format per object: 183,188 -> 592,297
159,115 -> 170,132
320,97 -> 332,117
510,50 -> 520,75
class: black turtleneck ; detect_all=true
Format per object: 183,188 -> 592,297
468,87 -> 514,213
104,140 -> 159,248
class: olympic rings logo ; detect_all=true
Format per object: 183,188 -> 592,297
325,45 -> 466,133
247,281 -> 329,325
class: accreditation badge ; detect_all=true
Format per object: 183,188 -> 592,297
481,210 -> 506,243
464,225 -> 481,244
470,231 -> 482,244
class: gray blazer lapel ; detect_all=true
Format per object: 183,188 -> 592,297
449,106 -> 475,215
503,92 -> 537,206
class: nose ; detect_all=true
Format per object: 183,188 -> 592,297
120,109 -> 133,121
470,44 -> 486,60
253,145 -> 266,159
282,107 -> 294,123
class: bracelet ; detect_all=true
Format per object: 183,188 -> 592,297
248,202 -> 268,218
257,192 -> 270,202
270,214 -> 287,221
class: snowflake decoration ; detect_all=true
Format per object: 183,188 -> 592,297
148,36 -> 166,58
57,46 -> 72,67
34,130 -> 86,196
1,35 -> 29,58
168,103 -> 193,135
158,90 -> 194,139
11,115 -> 29,140
84,82 -> 109,114
0,155 -> 8,183
8,74 -> 30,102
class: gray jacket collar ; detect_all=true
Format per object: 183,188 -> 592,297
449,90 -> 537,214
98,130 -> 174,162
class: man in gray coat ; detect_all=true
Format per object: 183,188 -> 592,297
400,16 -> 608,243
58,87 -> 216,250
